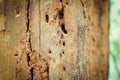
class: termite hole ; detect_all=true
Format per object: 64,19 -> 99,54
60,0 -> 62,2
59,9 -> 64,19
62,50 -> 64,54
63,66 -> 66,71
48,49 -> 51,54
66,1 -> 69,5
59,78 -> 62,80
60,23 -> 67,34
63,41 -> 65,46
15,9 -> 20,17
14,53 -> 18,56
46,14 -> 49,23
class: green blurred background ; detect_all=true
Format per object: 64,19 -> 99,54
109,0 -> 120,80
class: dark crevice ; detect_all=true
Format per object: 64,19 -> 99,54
80,0 -> 87,18
29,39 -> 32,51
16,0 -> 49,79
60,0 -> 62,2
80,0 -> 84,7
62,50 -> 64,54
59,7 -> 64,19
27,54 -> 30,66
14,54 -> 18,56
15,8 -> 20,15
83,10 -> 86,18
47,65 -> 49,78
14,52 -> 18,56
66,1 -> 69,5
27,0 -> 34,80
26,0 -> 30,32
63,67 -> 66,71
53,15 -> 57,20
63,41 -> 65,46
46,14 -> 49,23
48,49 -> 52,54
59,78 -> 62,80
60,23 -> 67,34
30,67 -> 34,80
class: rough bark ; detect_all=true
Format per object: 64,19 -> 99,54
0,0 -> 109,80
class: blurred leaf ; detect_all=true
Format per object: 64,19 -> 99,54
110,0 -> 120,80
117,9 -> 120,15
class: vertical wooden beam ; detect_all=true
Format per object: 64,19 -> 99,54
0,0 -> 109,80
0,0 -> 27,80
88,0 -> 109,80
40,0 -> 88,80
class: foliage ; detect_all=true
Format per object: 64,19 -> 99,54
109,0 -> 120,80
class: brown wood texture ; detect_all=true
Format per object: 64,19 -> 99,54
88,0 -> 109,80
0,0 -> 109,80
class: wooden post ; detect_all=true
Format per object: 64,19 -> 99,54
0,0 -> 109,80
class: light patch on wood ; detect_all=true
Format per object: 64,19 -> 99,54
0,14 -> 5,31
0,0 -> 3,3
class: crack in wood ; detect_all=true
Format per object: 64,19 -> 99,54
16,0 -> 49,80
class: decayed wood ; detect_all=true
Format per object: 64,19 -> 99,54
40,0 -> 88,80
88,0 -> 109,80
0,0 -> 27,80
0,0 -> 109,80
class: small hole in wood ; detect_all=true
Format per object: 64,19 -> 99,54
60,0 -> 62,2
14,53 -> 18,56
60,23 -> 67,34
48,49 -> 51,54
59,78 -> 62,80
62,50 -> 64,54
83,11 -> 86,18
63,41 -> 65,46
53,15 -> 57,20
66,1 -> 69,5
63,66 -> 66,71
59,8 -> 64,19
15,9 -> 20,17
15,9 -> 20,14
46,14 -> 49,23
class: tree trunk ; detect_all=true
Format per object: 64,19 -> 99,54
0,0 -> 109,80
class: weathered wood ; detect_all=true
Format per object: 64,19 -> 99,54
88,0 -> 109,80
0,0 -> 27,80
40,0 -> 88,80
0,0 -> 109,80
